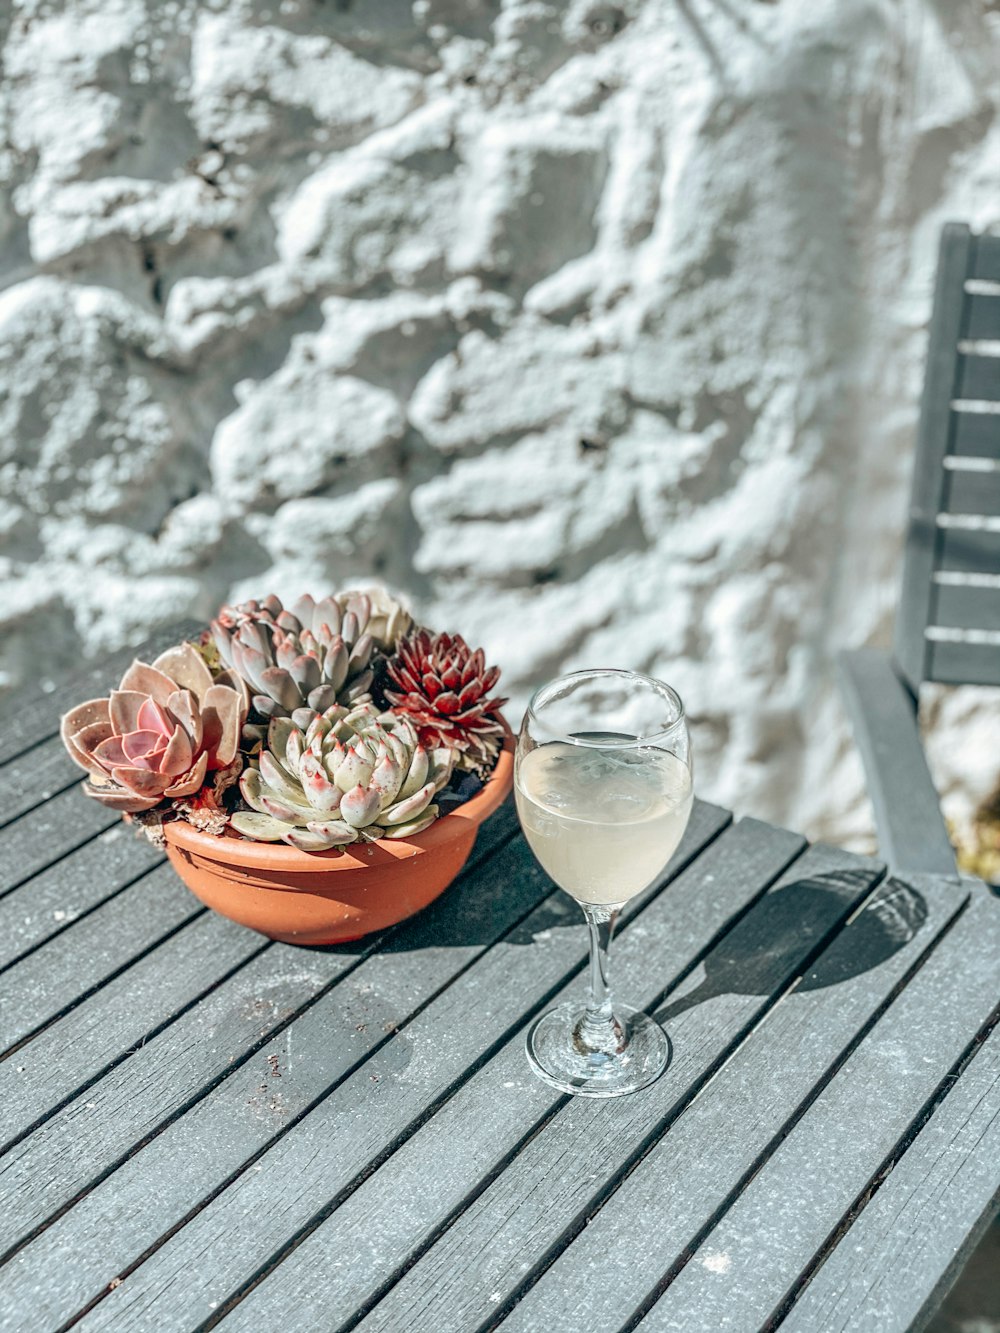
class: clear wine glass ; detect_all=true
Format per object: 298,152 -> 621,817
515,668 -> 693,1097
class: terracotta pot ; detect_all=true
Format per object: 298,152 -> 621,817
162,728 -> 515,946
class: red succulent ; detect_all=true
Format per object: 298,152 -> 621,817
382,630 -> 507,770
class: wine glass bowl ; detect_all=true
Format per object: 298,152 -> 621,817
514,669 -> 693,1097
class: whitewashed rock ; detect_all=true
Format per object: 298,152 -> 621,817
265,480 -> 404,565
409,323 -> 628,454
450,116 -> 607,287
210,367 -> 406,509
0,278 -> 184,527
190,14 -> 423,154
1,0 -> 998,852
412,433 -> 637,583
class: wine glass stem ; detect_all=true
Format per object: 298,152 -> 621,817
576,905 -> 625,1056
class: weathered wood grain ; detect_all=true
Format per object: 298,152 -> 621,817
932,580 -> 1000,633
928,636 -> 1000,688
0,892 -> 266,1154
895,222 -> 972,690
65,808 -> 732,1332
0,804 -> 521,1271
501,872 -> 968,1333
949,406 -> 999,459
213,816 -> 807,1333
0,823 -> 163,973
635,886 -> 1000,1333
836,650 -> 956,877
0,738 -> 82,831
0,620 -> 203,769
778,993 -> 1000,1333
342,844 -> 883,1333
0,863 -> 199,1054
0,786 -> 120,899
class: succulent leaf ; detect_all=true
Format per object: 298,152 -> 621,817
228,701 -> 448,849
212,589 -> 412,740
61,646 -> 247,813
381,781 -> 435,825
381,807 -> 439,839
381,631 -> 507,773
230,811 -> 291,841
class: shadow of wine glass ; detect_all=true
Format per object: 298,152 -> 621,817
653,872 -> 928,1026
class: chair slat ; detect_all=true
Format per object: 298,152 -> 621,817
950,407 -> 1000,458
971,231 -> 1000,281
927,638 -> 1000,687
895,224 -> 975,689
943,466 -> 1000,516
965,292 -> 1000,341
936,524 -> 1000,574
932,579 -> 1000,633
956,352 -> 1000,402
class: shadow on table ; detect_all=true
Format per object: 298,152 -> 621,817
653,871 -> 928,1024
304,853 -> 575,957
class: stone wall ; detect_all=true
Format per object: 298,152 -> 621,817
2,0 -> 999,845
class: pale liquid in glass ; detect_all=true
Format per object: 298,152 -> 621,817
515,739 -> 693,907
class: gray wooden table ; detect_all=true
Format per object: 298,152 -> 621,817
2,636 -> 999,1333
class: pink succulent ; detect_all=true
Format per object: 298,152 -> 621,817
60,642 -> 248,813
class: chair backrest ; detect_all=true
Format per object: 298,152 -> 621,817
895,223 -> 1000,691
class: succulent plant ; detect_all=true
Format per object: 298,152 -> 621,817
60,642 -> 248,813
230,702 -> 454,851
211,590 -> 411,736
382,630 -> 507,771
350,586 -> 414,654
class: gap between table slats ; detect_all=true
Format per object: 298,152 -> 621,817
40,807 -> 732,1333
0,863 -> 204,1057
0,910 -> 272,1157
206,816 -> 812,1333
0,787 -> 124,904
0,822 -> 163,975
0,804 -> 729,1332
0,804 -> 524,1264
495,872 -> 969,1333
631,884 -> 1000,1333
769,1000 -> 1000,1332
320,845 -> 884,1333
0,737 -> 88,832
775,990 -> 1000,1333
0,802 -> 514,1156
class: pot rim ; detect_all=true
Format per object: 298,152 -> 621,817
162,720 -> 515,871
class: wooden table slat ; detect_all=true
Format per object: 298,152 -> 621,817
500,872 -> 970,1333
64,806 -> 734,1333
0,864 -> 200,1056
213,815 -> 809,1333
341,843 -> 883,1333
0,787 -> 120,901
778,1004 -> 1000,1333
0,804 -> 522,1268
634,885 -> 1000,1333
0,739 -> 86,833
0,620 -> 203,770
0,905 -> 267,1157
2,629 -> 998,1333
0,823 -> 163,974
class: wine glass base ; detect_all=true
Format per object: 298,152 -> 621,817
525,1001 -> 671,1098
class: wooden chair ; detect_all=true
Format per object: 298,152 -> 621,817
839,223 -> 1000,882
